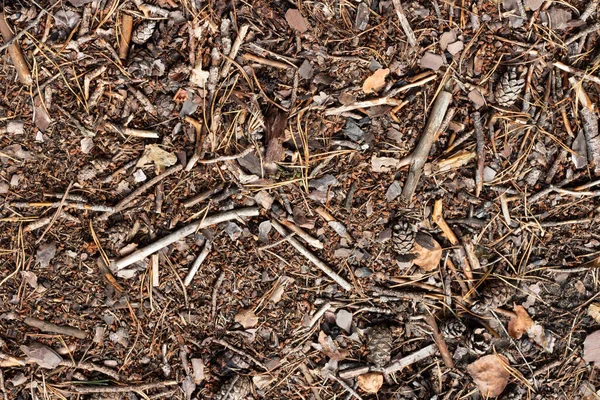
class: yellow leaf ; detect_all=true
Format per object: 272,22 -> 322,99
507,305 -> 534,339
362,68 -> 389,94
357,372 -> 383,394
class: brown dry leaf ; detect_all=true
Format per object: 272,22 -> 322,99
362,68 -> 389,94
285,9 -> 308,33
466,354 -> 510,397
588,303 -> 600,324
33,96 -> 52,132
136,144 -> 178,171
234,308 -> 258,329
413,239 -> 442,271
357,372 -> 383,394
584,330 -> 600,367
508,305 -> 534,339
317,331 -> 349,361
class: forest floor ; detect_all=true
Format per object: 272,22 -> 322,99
1,0 -> 600,399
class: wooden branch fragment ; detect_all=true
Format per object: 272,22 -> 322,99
71,381 -> 177,394
383,344 -> 438,374
472,112 -> 485,197
565,22 -> 600,45
276,217 -> 324,249
270,220 -> 353,291
0,11 -> 32,86
401,91 -> 453,201
553,61 -> 600,86
97,164 -> 184,221
392,0 -> 417,47
579,102 -> 600,176
198,147 -> 255,164
12,201 -> 115,213
580,0 -> 600,21
60,359 -> 121,380
211,271 -> 226,319
23,211 -> 79,232
220,24 -> 249,78
243,53 -> 293,69
24,317 -> 87,339
329,374 -> 364,400
325,97 -> 405,116
424,314 -> 453,368
113,207 -> 259,270
182,183 -> 225,208
184,240 -> 212,286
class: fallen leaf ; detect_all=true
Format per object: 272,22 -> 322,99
36,242 -> 57,268
371,155 -> 399,172
317,331 -> 349,361
420,52 -> 444,71
33,96 -> 52,132
508,305 -> 534,339
357,372 -> 383,394
362,68 -> 389,94
439,31 -> 457,51
413,237 -> 442,271
268,276 -> 294,304
584,330 -> 600,367
588,303 -> 600,324
335,309 -> 352,333
466,354 -> 510,397
136,144 -> 178,171
235,308 -> 258,329
285,9 -> 308,33
253,373 -> 276,389
191,358 -> 205,384
20,343 -> 63,369
447,41 -> 464,55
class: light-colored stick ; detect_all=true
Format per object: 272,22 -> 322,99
384,343 -> 438,374
553,61 -> 600,86
23,317 -> 87,339
277,217 -> 323,249
220,24 -> 249,78
113,208 -> 259,270
0,12 -> 32,86
392,0 -> 417,47
270,220 -> 353,291
72,381 -> 178,394
151,254 -> 159,287
401,90 -> 452,201
325,97 -> 405,116
243,53 -> 293,69
184,240 -> 212,286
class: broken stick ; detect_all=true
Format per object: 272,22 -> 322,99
392,0 -> 417,47
401,90 -> 453,201
24,317 -> 87,339
112,207 -> 259,270
271,220 -> 353,291
0,11 -> 32,86
184,240 -> 212,286
119,14 -> 133,59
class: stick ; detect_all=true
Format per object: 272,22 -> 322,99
329,375 -> 364,400
325,97 -> 405,116
424,314 -> 453,369
211,271 -> 225,319
276,217 -> 323,249
392,0 -> 417,47
97,164 -> 184,221
0,11 -> 32,86
270,220 -> 353,291
12,202 -> 115,213
553,61 -> 600,86
401,91 -> 453,201
383,344 -> 438,374
565,22 -> 600,45
184,240 -> 212,286
182,183 -> 225,208
24,317 -> 87,339
580,0 -> 600,21
220,24 -> 249,78
579,102 -> 600,176
198,147 -> 255,164
71,381 -> 178,394
112,207 -> 259,270
472,112 -> 485,197
184,116 -> 204,172
243,53 -> 293,69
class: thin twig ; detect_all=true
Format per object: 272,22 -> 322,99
211,271 -> 225,319
184,240 -> 212,286
392,0 -> 417,47
24,317 -> 86,339
329,375 -> 364,400
70,381 -> 177,394
424,314 -> 454,369
472,111 -> 485,197
198,147 -> 255,164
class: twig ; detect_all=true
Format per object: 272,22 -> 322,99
201,338 -> 267,370
325,97 -> 405,116
97,164 -> 184,221
300,363 -> 323,400
424,314 -> 454,368
60,359 -> 121,380
220,24 -> 249,78
276,217 -> 323,249
0,368 -> 7,400
401,91 -> 453,201
198,147 -> 255,164
112,207 -> 259,270
314,207 -> 353,243
211,271 -> 225,319
0,11 -> 32,85
11,201 -> 115,213
182,183 -> 225,208
243,53 -> 293,69
564,22 -> 600,45
384,344 -> 438,374
270,220 -> 353,291
101,159 -> 138,183
24,317 -> 86,339
184,240 -> 212,286
392,0 -> 417,47
329,375 -> 364,400
577,93 -> 600,176
553,61 -> 600,86
580,0 -> 600,21
306,302 -> 331,329
70,381 -> 177,394
184,116 -> 204,172
36,182 -> 73,245
472,112 -> 485,197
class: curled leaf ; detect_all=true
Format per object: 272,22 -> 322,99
466,354 -> 510,397
234,308 -> 258,329
317,331 -> 349,361
588,303 -> 600,324
357,372 -> 383,394
508,305 -> 534,339
413,237 -> 442,271
362,68 -> 389,94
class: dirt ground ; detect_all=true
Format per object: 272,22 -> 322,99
1,0 -> 600,399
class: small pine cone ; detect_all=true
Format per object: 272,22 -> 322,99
466,327 -> 492,355
132,20 -> 156,45
439,318 -> 467,340
494,68 -> 525,107
214,375 -> 252,400
470,280 -> 515,314
391,220 -> 416,255
367,325 -> 393,367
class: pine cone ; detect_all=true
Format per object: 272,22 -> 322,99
494,68 -> 525,107
214,375 -> 252,400
470,280 -> 515,314
367,325 -> 393,367
132,20 -> 156,45
391,220 -> 416,255
439,318 -> 467,340
466,327 -> 492,355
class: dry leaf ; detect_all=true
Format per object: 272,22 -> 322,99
357,372 -> 383,394
234,308 -> 258,329
317,331 -> 349,361
285,9 -> 308,33
371,155 -> 399,172
466,354 -> 510,397
136,144 -> 177,171
362,68 -> 389,94
20,343 -> 63,369
413,239 -> 442,271
588,303 -> 600,324
508,305 -> 534,339
584,330 -> 600,367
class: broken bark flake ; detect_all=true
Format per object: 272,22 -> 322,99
285,9 -> 308,33
580,107 -> 600,175
33,96 -> 51,132
20,343 -> 63,369
264,107 -> 288,164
